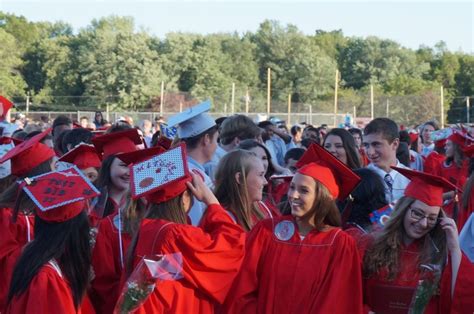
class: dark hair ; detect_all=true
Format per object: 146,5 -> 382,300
396,142 -> 410,167
303,126 -> 320,143
238,139 -> 275,178
363,118 -> 399,143
61,128 -> 93,153
54,129 -> 70,156
284,148 -> 305,164
95,155 -> 118,217
181,125 -> 218,150
220,115 -> 260,146
0,159 -> 54,215
290,125 -> 302,137
12,130 -> 28,140
301,138 -> 319,149
257,121 -> 274,129
398,130 -> 410,145
150,130 -> 161,147
52,115 -> 72,131
8,211 -> 91,310
348,128 -> 363,138
323,128 -> 362,169
106,122 -> 132,134
348,168 -> 388,229
215,117 -> 227,129
446,141 -> 465,168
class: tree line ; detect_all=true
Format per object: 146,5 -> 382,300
0,13 -> 472,125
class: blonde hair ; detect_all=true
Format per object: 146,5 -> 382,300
363,197 -> 447,280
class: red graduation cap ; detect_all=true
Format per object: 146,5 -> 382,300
392,166 -> 459,207
408,131 -> 419,144
129,143 -> 191,204
117,146 -> 166,165
434,138 -> 447,149
295,144 -> 361,200
58,144 -> 102,169
448,131 -> 473,149
92,128 -> 142,159
0,136 -> 13,145
22,166 -> 100,222
0,96 -> 13,120
0,128 -> 55,177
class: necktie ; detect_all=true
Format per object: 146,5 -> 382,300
384,173 -> 394,202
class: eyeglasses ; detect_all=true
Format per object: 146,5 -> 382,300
409,208 -> 440,227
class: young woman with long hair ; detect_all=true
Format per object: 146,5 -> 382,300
6,169 -> 97,313
214,150 -> 274,232
88,127 -> 146,314
323,128 -> 362,169
223,144 -> 363,313
435,132 -> 470,222
124,148 -> 244,313
362,167 -> 474,313
0,130 -> 56,313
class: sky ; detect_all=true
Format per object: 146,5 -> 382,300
1,0 -> 473,53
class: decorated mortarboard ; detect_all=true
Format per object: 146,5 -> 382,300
392,166 -> 459,207
117,146 -> 166,165
167,100 -> 216,139
129,143 -> 192,203
92,128 -> 142,159
21,166 -> 100,222
0,96 -> 13,120
295,144 -> 361,200
59,143 -> 102,170
0,128 -> 55,177
430,128 -> 453,142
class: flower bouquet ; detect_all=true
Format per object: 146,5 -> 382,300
114,252 -> 183,314
408,263 -> 441,314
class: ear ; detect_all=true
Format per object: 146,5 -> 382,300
235,172 -> 242,185
182,190 -> 193,213
232,137 -> 240,147
391,138 -> 400,150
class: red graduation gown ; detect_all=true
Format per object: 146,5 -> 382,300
423,151 -> 445,175
223,216 -> 364,314
130,204 -> 245,314
435,160 -> 469,223
6,262 -> 77,314
0,208 -> 34,313
363,239 -> 474,313
89,212 -> 131,314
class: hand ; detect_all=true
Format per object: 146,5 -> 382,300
186,171 -> 219,206
439,214 -> 460,255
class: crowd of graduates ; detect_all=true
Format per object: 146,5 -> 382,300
0,96 -> 474,314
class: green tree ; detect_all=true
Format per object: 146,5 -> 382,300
0,29 -> 26,97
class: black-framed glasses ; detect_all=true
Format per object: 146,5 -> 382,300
409,208 -> 440,227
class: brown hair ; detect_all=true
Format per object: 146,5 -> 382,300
363,197 -> 447,280
307,179 -> 342,230
214,150 -> 264,231
125,193 -> 187,277
323,128 -> 362,169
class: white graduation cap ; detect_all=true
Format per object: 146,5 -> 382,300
459,213 -> 474,263
167,100 -> 216,139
